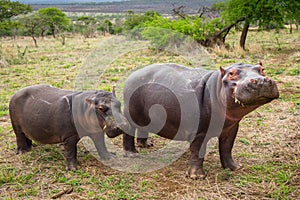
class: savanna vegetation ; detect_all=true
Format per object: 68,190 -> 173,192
0,0 -> 299,199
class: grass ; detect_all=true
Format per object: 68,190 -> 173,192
0,29 -> 299,199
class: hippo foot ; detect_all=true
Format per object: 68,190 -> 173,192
66,165 -> 77,171
66,161 -> 79,171
222,161 -> 243,171
16,147 -> 31,154
230,163 -> 243,171
137,141 -> 153,148
99,152 -> 116,160
123,150 -> 140,158
186,166 -> 206,180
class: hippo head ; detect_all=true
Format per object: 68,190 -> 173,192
85,90 -> 130,138
220,63 -> 279,110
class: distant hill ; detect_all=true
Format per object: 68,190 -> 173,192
18,0 -> 125,4
20,0 -> 223,14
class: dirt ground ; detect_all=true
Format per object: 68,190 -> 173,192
0,30 -> 299,199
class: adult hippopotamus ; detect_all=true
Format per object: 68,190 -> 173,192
122,63 -> 279,179
9,84 -> 130,170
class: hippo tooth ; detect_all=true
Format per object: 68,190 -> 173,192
234,97 -> 245,107
235,97 -> 239,103
103,124 -> 107,131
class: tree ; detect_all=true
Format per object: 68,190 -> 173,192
76,16 -> 97,37
104,19 -> 113,35
37,7 -> 70,39
140,12 -> 228,48
220,0 -> 300,49
123,10 -> 159,30
17,13 -> 42,47
0,0 -> 32,22
0,0 -> 32,37
281,0 -> 300,33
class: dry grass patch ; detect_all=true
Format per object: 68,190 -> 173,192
0,29 -> 299,199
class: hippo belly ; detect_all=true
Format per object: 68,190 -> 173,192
10,85 -> 74,144
123,63 -> 215,141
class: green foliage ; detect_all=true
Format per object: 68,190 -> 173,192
0,0 -> 32,22
221,0 -> 300,29
0,0 -> 32,36
0,21 -> 21,36
123,10 -> 160,30
37,7 -> 71,37
211,2 -> 227,11
15,13 -> 42,46
281,0 -> 300,26
75,16 -> 97,37
137,14 -> 225,49
219,0 -> 300,48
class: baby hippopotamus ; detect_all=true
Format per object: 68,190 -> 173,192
122,63 -> 279,179
9,84 -> 130,170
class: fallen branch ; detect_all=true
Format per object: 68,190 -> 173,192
51,187 -> 73,199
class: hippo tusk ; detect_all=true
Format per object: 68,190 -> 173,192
232,87 -> 245,107
103,124 -> 107,131
234,96 -> 245,107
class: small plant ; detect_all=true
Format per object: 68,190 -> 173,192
239,138 -> 250,145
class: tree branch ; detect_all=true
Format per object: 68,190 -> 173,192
172,5 -> 187,19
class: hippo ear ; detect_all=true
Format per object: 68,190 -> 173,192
220,67 -> 226,77
112,85 -> 116,98
86,96 -> 96,105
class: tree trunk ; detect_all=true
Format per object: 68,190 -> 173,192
290,24 -> 293,34
51,26 -> 56,38
62,34 -> 66,45
41,28 -> 46,39
31,27 -> 38,47
210,17 -> 246,47
32,35 -> 38,47
240,21 -> 250,50
13,28 -> 17,40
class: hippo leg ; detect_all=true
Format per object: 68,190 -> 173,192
219,123 -> 241,170
12,123 -> 32,154
123,128 -> 138,157
89,133 -> 113,160
64,135 -> 80,171
137,130 -> 153,148
187,133 -> 206,179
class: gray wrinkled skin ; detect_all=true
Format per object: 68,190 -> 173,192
123,63 -> 279,178
9,84 -> 128,170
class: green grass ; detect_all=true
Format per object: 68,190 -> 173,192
0,29 -> 299,199
239,137 -> 250,145
235,163 -> 297,199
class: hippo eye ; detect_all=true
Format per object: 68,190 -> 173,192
98,105 -> 108,112
228,72 -> 234,76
